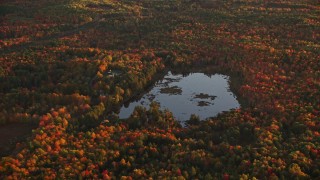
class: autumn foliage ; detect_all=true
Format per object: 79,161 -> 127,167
0,0 -> 319,179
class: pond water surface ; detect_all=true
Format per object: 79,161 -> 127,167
119,71 -> 240,122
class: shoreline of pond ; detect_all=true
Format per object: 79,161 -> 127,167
117,65 -> 246,122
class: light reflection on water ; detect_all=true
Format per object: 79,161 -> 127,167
119,71 -> 240,122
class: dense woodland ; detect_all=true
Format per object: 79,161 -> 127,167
0,0 -> 319,179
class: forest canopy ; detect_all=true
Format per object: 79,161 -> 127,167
0,0 -> 319,179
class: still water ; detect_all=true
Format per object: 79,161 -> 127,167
119,71 -> 240,122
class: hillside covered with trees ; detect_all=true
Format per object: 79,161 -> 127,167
0,0 -> 319,179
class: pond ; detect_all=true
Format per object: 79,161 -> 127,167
119,71 -> 240,122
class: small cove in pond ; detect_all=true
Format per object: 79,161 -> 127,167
119,71 -> 240,122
